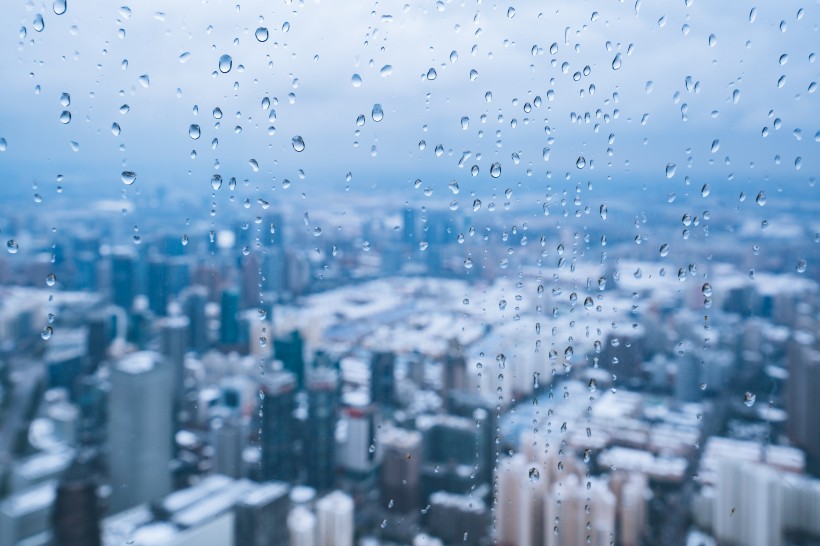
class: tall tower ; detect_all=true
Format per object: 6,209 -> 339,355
234,481 -> 290,546
107,351 -> 173,514
220,287 -> 241,347
52,457 -> 101,546
379,426 -> 422,513
306,367 -> 340,491
495,454 -> 549,546
260,370 -> 297,482
158,315 -> 189,426
110,247 -> 137,312
786,333 -> 820,464
370,351 -> 395,407
316,490 -> 354,546
147,256 -> 169,317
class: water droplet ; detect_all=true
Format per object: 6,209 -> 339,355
426,68 -> 437,80
611,53 -> 622,70
60,93 -> 70,107
464,257 -> 474,269
189,124 -> 201,139
755,191 -> 766,206
6,240 -> 18,254
178,52 -> 191,63
659,243 -> 670,257
490,162 -> 501,178
218,54 -> 233,73
211,174 -> 223,190
138,74 -> 150,88
53,0 -> 67,15
255,27 -> 269,42
41,326 -> 53,340
33,14 -> 45,32
796,259 -> 807,273
351,73 -> 362,87
372,103 -> 384,122
59,111 -> 71,124
743,392 -> 756,407
507,6 -> 516,18
701,283 -> 713,297
291,136 -> 305,152
379,65 -> 393,77
46,273 -> 57,287
419,241 -> 428,251
528,467 -> 540,482
701,184 -> 711,197
111,123 -> 121,136
576,156 -> 586,169
212,107 -> 223,119
665,163 -> 676,178
708,33 -> 717,47
121,171 -> 136,185
0,138 -> 7,152
710,139 -> 720,153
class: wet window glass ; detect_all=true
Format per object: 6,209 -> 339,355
0,2 -> 818,546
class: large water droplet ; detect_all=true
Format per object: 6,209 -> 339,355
665,163 -> 676,178
111,123 -> 121,136
611,53 -> 622,70
490,162 -> 501,178
138,74 -> 149,88
211,174 -> 223,190
291,136 -> 305,152
379,65 -> 393,77
755,191 -> 766,206
576,156 -> 586,169
53,0 -> 67,15
372,103 -> 384,122
121,171 -> 136,185
59,111 -> 71,124
6,240 -> 19,254
41,326 -> 53,340
60,92 -> 70,107
0,138 -> 7,152
528,467 -> 540,482
351,73 -> 362,87
659,243 -> 670,257
218,54 -> 233,73
426,68 -> 437,80
255,27 -> 269,42
743,392 -> 756,407
796,259 -> 807,273
33,14 -> 45,32
189,124 -> 201,139
46,273 -> 57,287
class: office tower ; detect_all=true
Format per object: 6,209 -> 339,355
495,454 -> 549,546
263,248 -> 287,293
52,457 -> 101,546
545,475 -> 616,546
306,367 -> 339,490
288,506 -> 317,546
158,315 -> 190,418
220,287 -> 241,347
166,256 -> 190,300
337,395 -> 380,477
417,414 -> 485,499
241,252 -> 262,309
402,208 -> 416,244
610,472 -> 648,546
427,491 -> 488,546
77,374 -> 107,450
86,311 -> 111,372
442,339 -> 467,402
275,330 -> 306,389
181,285 -> 209,353
598,331 -> 647,384
316,491 -> 354,546
448,392 -> 497,486
674,347 -> 702,403
107,351 -> 173,514
212,418 -> 244,479
147,256 -> 169,316
261,370 -> 298,482
110,247 -> 137,311
234,481 -> 291,546
285,249 -> 311,297
786,333 -> 820,463
370,351 -> 395,407
713,458 -> 782,546
379,426 -> 422,513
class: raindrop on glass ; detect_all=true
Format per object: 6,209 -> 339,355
218,54 -> 233,73
121,171 -> 137,185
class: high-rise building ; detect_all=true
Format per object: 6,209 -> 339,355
544,475 -> 616,546
713,458 -> 782,546
442,339 -> 467,406
52,457 -> 101,546
181,285 -> 209,353
370,351 -> 395,407
316,490 -> 354,546
275,330 -> 306,389
110,247 -> 137,312
417,414 -> 485,499
306,367 -> 340,491
674,348 -> 702,403
158,315 -> 190,421
147,256 -> 169,317
212,417 -> 244,479
107,351 -> 174,514
220,287 -> 241,347
379,426 -> 422,513
234,481 -> 290,546
260,370 -> 298,482
288,506 -> 317,546
337,394 -> 381,477
786,333 -> 820,463
427,491 -> 488,546
495,454 -> 549,546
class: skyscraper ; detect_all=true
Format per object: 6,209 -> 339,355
107,351 -> 173,514
316,490 -> 354,546
52,457 -> 101,546
147,256 -> 169,317
495,454 -> 549,546
379,426 -> 422,513
260,370 -> 298,482
158,315 -> 190,423
110,247 -> 137,312
288,506 -> 317,546
786,333 -> 820,464
306,367 -> 340,491
274,330 -> 306,389
220,287 -> 241,347
370,351 -> 395,407
181,285 -> 209,353
713,458 -> 782,546
234,481 -> 290,546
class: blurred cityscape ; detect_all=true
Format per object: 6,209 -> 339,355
0,186 -> 818,546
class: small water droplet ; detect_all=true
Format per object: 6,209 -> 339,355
291,136 -> 305,152
189,124 -> 201,139
796,259 -> 807,273
743,392 -> 756,407
6,240 -> 19,254
755,191 -> 766,206
528,467 -> 540,482
0,138 -> 7,152
33,14 -> 45,32
211,174 -> 223,190
121,171 -> 136,185
351,74 -> 362,87
665,163 -> 676,178
490,162 -> 501,178
46,273 -> 57,287
41,326 -> 53,340
218,54 -> 233,73
576,156 -> 586,169
372,103 -> 384,122
255,27 -> 269,42
611,53 -> 622,70
138,74 -> 150,88
426,67 -> 437,80
59,111 -> 71,124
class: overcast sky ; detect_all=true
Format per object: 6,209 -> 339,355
0,0 -> 817,204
